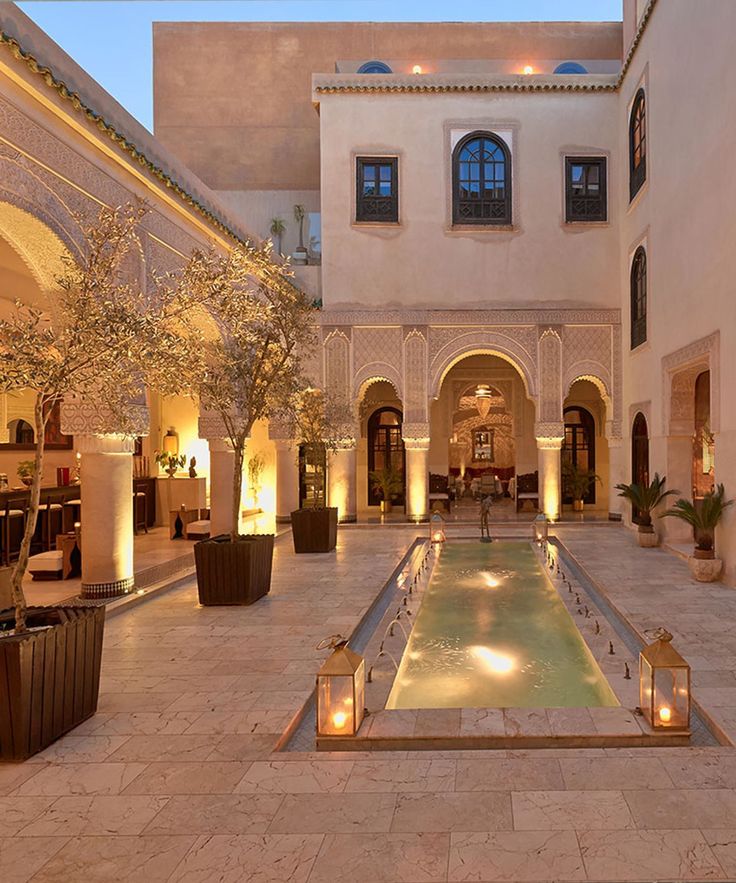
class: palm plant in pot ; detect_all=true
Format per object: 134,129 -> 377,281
663,484 -> 734,582
562,461 -> 600,512
0,202 -> 200,759
184,244 -> 316,601
615,473 -> 679,547
289,387 -> 355,553
369,464 -> 404,514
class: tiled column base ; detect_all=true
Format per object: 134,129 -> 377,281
81,576 -> 134,599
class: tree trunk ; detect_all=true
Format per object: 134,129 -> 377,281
230,440 -> 245,542
11,394 -> 46,634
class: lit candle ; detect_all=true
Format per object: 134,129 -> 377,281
658,706 -> 672,723
332,711 -> 348,730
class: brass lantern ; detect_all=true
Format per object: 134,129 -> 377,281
162,428 -> 179,455
316,635 -> 365,737
474,384 -> 493,419
639,628 -> 690,730
533,514 -> 548,545
430,511 -> 446,544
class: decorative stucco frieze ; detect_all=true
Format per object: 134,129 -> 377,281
320,308 -> 621,327
352,325 -> 402,396
538,327 -> 563,425
403,328 -> 429,423
61,397 -> 148,439
323,329 -> 352,401
661,331 -> 720,435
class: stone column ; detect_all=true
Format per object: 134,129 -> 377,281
77,434 -> 135,599
536,435 -> 563,522
607,436 -> 625,521
208,438 -> 236,537
663,434 -> 695,543
274,439 -> 300,523
328,443 -> 357,523
404,433 -> 430,523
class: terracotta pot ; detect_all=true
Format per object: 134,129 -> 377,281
380,500 -> 392,514
688,555 -> 722,582
637,525 -> 659,547
194,534 -> 274,605
572,500 -> 584,512
290,508 -> 338,554
693,548 -> 715,560
0,605 -> 105,761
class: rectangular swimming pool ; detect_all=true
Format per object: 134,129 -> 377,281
386,541 -> 618,710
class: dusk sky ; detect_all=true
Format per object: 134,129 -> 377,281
16,1 -> 623,131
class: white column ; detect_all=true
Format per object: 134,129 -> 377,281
208,438 -> 235,537
328,443 -> 357,523
274,439 -> 300,523
607,437 -> 625,521
78,434 -> 134,599
536,436 -> 563,522
404,440 -> 430,523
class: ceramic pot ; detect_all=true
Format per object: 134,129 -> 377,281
687,554 -> 722,582
380,500 -> 392,514
637,525 -> 658,547
572,500 -> 584,512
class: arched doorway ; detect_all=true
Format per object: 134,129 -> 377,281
632,412 -> 649,487
562,406 -> 596,504
693,370 -> 714,499
367,406 -> 405,506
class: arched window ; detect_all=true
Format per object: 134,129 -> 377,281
357,60 -> 392,74
630,246 -> 647,349
631,412 -> 649,522
629,88 -> 647,200
554,61 -> 588,74
452,132 -> 511,226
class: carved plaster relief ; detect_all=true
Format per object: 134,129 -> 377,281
403,328 -> 428,423
324,328 -> 352,401
662,331 -> 720,435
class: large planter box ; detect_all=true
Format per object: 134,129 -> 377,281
194,534 -> 274,606
0,605 -> 105,761
290,507 -> 338,553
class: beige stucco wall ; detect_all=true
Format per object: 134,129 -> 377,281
616,0 -> 736,579
317,89 -> 619,309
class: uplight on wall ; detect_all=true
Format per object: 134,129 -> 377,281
412,64 -> 423,74
523,65 -> 535,75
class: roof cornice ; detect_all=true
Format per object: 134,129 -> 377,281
314,0 -> 658,98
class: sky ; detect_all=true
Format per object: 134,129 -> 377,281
15,1 -> 622,132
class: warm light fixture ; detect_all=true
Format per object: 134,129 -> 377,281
533,514 -> 549,545
412,64 -> 423,74
474,384 -> 493,419
316,635 -> 365,737
162,428 -> 179,456
523,65 -> 534,75
639,628 -> 690,731
430,511 -> 446,544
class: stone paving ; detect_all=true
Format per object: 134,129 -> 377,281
2,524 -> 736,881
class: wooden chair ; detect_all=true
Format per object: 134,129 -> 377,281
428,473 -> 451,513
62,496 -> 82,533
133,482 -> 148,534
0,496 -> 26,567
36,494 -> 64,551
515,471 -> 540,512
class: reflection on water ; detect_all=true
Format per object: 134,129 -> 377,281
386,542 -> 619,710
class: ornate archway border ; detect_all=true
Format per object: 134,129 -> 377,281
662,331 -> 720,436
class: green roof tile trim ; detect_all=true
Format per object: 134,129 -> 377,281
0,28 -> 246,248
315,0 -> 658,96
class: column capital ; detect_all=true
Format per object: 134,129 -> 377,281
75,433 -> 135,454
534,422 -> 564,442
402,422 -> 430,451
207,437 -> 235,453
62,397 -> 148,439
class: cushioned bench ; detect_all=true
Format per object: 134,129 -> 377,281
28,550 -> 64,580
185,519 -> 211,539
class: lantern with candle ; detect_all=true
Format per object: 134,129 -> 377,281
316,635 -> 365,737
639,628 -> 690,730
533,513 -> 548,545
430,511 -> 446,544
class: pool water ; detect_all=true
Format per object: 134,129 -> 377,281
386,541 -> 619,710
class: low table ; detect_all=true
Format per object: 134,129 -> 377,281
170,508 -> 203,539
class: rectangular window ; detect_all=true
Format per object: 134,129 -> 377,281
565,157 -> 607,222
356,157 -> 398,223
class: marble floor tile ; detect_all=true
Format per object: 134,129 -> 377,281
308,831 -> 450,883
0,836 -> 70,883
121,761 -> 252,795
168,833 -> 323,883
184,709 -> 293,735
512,789 -> 634,830
448,830 -> 586,881
105,734 -> 219,763
625,788 -> 736,829
205,734 -> 277,761
19,795 -> 169,837
660,753 -> 736,789
455,757 -> 564,792
27,735 -> 130,764
559,755 -> 674,790
345,758 -> 456,792
0,796 -> 56,836
0,763 -> 47,796
234,760 -> 353,793
391,791 -> 512,833
143,793 -> 284,835
97,692 -> 182,713
13,762 -> 147,796
30,835 -> 196,882
268,792 -> 396,833
579,828 -> 725,881
702,829 -> 736,877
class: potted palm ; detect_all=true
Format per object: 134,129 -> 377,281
292,204 -> 307,265
663,484 -> 733,582
369,464 -> 404,514
562,462 -> 600,512
615,473 -> 679,547
186,245 -> 316,601
270,217 -> 286,257
289,388 -> 354,553
0,202 -> 200,759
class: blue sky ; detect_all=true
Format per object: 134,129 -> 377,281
16,1 -> 622,131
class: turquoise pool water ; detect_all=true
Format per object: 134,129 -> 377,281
386,541 -> 618,709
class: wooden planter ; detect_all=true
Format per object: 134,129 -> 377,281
194,534 -> 274,606
290,507 -> 338,553
0,605 -> 105,761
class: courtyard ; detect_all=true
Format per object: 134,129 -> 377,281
2,525 -> 736,882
